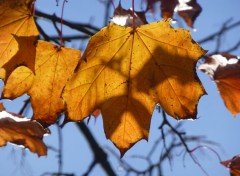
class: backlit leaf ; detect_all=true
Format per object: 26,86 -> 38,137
63,19 -> 206,155
0,109 -> 49,156
2,35 -> 37,80
0,0 -> 38,79
2,66 -> 34,98
199,54 -> 240,116
29,41 -> 80,126
3,41 -> 81,126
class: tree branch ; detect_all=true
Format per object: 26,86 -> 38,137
198,20 -> 240,44
75,122 -> 116,176
35,10 -> 100,36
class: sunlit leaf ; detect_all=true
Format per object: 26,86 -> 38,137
3,35 -> 37,80
63,19 -> 206,155
0,0 -> 38,79
3,41 -> 81,126
2,66 -> 34,98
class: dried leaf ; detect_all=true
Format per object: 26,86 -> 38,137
160,0 -> 178,19
199,54 -> 240,116
111,3 -> 148,27
0,0 -> 38,79
221,155 -> 240,176
0,109 -> 49,156
176,0 -> 202,28
3,41 -> 81,126
63,20 -> 206,155
158,0 -> 202,27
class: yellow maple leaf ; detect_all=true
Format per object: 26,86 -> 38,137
0,0 -> 38,79
3,35 -> 37,80
3,40 -> 81,126
2,66 -> 34,98
64,19 -> 206,155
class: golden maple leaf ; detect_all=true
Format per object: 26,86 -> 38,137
65,19 -> 206,155
2,66 -> 34,98
3,40 -> 81,126
0,0 -> 38,79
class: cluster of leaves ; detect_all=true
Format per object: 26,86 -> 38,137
147,0 -> 202,27
0,2 -> 240,171
0,0 -> 206,156
0,0 -> 81,155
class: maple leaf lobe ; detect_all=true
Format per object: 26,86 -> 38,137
2,40 -> 81,127
30,41 -> 81,127
2,66 -> 34,99
0,0 -> 38,80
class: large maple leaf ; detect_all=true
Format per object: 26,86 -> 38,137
0,0 -> 38,79
63,19 -> 206,155
2,41 -> 81,127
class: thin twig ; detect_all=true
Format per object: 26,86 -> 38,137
59,0 -> 68,47
18,98 -> 30,115
35,10 -> 100,36
198,20 -> 240,44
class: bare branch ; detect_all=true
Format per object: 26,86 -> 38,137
35,10 -> 100,36
198,20 -> 240,44
75,122 -> 117,176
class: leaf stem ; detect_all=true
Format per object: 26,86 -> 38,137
132,0 -> 136,29
60,0 -> 68,48
111,0 -> 115,9
31,0 -> 36,15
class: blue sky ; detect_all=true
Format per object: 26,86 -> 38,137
0,0 -> 240,175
